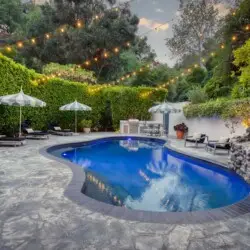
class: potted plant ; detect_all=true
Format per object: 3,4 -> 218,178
174,123 -> 188,139
80,119 -> 92,133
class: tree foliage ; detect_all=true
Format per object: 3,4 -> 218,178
5,0 -> 155,81
43,63 -> 97,84
166,0 -> 219,65
0,0 -> 24,34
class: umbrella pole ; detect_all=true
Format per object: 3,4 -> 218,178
19,105 -> 22,137
75,110 -> 77,133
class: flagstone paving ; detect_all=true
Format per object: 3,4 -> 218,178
0,133 -> 249,250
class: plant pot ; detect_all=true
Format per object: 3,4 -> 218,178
176,130 -> 184,139
84,127 -> 91,133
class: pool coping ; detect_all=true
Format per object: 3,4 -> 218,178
40,135 -> 250,224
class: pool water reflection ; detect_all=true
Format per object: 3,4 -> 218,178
61,138 -> 250,212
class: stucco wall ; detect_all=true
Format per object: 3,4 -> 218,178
152,102 -> 246,140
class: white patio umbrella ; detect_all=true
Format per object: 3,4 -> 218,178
0,88 -> 46,136
148,102 -> 181,135
148,102 -> 181,113
59,100 -> 92,133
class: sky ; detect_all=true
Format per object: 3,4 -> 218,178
123,0 -> 181,67
118,0 -> 230,67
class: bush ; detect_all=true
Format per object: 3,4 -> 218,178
187,86 -> 208,104
80,119 -> 92,128
231,38 -> 250,98
183,97 -> 250,120
0,54 -> 167,134
43,63 -> 96,84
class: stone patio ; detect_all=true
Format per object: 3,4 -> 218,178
0,133 -> 249,250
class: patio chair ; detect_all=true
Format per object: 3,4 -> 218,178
0,135 -> 26,147
184,133 -> 208,148
206,137 -> 231,154
23,128 -> 49,140
49,126 -> 73,136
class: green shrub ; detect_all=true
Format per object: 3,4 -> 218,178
80,119 -> 92,128
231,38 -> 250,98
183,97 -> 250,120
0,54 -> 167,134
187,86 -> 208,104
43,63 -> 97,84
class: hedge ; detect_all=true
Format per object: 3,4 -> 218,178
183,98 -> 250,120
0,54 -> 167,134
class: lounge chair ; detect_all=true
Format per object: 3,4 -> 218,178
0,136 -> 26,146
49,126 -> 73,136
24,128 -> 49,139
184,133 -> 207,148
206,137 -> 231,154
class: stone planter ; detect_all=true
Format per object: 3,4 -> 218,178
84,128 -> 91,133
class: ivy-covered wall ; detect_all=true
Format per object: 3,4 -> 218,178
0,54 -> 167,134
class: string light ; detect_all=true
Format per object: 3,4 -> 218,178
60,28 -> 65,33
194,64 -> 198,68
210,52 -> 215,57
103,52 -> 108,58
245,25 -> 250,31
17,42 -> 23,48
76,20 -> 82,28
220,44 -> 225,49
232,35 -> 237,41
85,61 -> 90,66
114,47 -> 119,53
94,57 -> 98,62
5,46 -> 12,52
45,33 -> 50,39
126,42 -> 131,47
31,38 -> 36,44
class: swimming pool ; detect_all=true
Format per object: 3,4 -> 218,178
60,137 -> 249,213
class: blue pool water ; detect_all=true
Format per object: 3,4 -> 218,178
61,137 -> 250,212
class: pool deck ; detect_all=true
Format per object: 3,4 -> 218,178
0,132 -> 249,250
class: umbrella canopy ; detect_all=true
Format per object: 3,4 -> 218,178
0,89 -> 46,136
59,100 -> 92,111
59,100 -> 92,133
148,102 -> 181,113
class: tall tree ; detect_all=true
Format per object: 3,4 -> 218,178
166,0 -> 219,66
10,0 -> 155,81
0,0 -> 24,34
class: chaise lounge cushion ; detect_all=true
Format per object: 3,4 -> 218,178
186,134 -> 206,143
0,137 -> 26,141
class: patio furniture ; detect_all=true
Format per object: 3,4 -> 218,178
184,133 -> 208,147
23,128 -> 49,139
206,137 -> 231,154
49,126 -> 73,136
0,136 -> 26,146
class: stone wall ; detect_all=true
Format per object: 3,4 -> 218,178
228,130 -> 250,183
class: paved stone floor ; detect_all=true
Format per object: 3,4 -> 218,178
0,133 -> 249,250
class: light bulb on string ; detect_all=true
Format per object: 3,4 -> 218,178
17,42 -> 23,48
220,44 -> 225,49
232,35 -> 237,41
45,33 -> 50,39
31,38 -> 36,44
5,46 -> 12,52
126,42 -> 130,47
76,20 -> 82,28
114,47 -> 119,53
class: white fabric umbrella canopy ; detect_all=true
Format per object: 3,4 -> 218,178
148,102 -> 181,113
0,88 -> 46,136
59,100 -> 92,133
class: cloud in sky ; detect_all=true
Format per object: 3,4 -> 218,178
215,3 -> 230,17
139,18 -> 169,31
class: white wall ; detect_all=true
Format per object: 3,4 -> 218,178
152,102 -> 246,140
